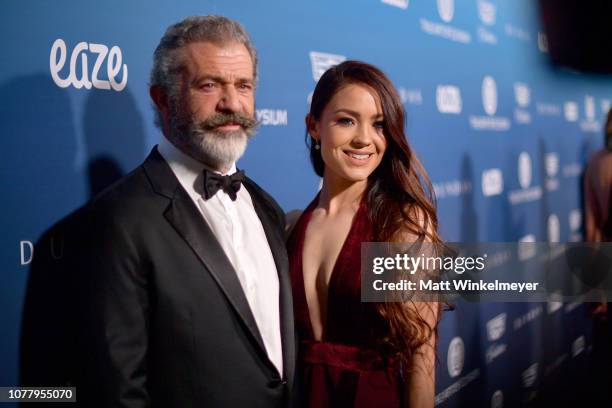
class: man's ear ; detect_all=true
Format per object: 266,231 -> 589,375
150,85 -> 170,130
305,114 -> 320,141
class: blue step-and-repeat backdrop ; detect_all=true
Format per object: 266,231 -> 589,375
2,0 -> 612,406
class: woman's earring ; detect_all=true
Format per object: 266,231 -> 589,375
314,140 -> 320,150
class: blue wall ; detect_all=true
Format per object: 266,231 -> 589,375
2,1 -> 611,406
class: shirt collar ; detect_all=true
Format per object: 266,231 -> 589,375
157,135 -> 237,199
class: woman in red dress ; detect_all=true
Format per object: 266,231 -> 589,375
287,61 -> 443,407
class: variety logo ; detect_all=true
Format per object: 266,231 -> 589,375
536,102 -> 561,116
505,24 -> 531,42
381,0 -> 409,9
482,168 -> 503,197
547,214 -> 560,243
437,0 -> 455,23
256,109 -> 288,126
433,179 -> 472,199
447,336 -> 465,378
491,390 -> 504,408
518,152 -> 532,189
521,363 -> 539,388
436,85 -> 462,114
50,39 -> 128,91
572,336 -> 585,357
563,101 -> 579,122
398,87 -> 423,105
486,313 -> 507,341
309,51 -> 346,82
513,305 -> 543,330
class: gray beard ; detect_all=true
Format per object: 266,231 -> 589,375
168,114 -> 252,172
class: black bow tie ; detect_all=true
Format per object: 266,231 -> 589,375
202,168 -> 245,201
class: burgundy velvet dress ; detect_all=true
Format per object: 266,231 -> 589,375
287,197 -> 402,408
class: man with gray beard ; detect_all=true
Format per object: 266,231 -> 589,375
70,15 -> 295,407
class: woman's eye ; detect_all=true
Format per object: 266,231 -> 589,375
338,117 -> 355,126
373,121 -> 385,130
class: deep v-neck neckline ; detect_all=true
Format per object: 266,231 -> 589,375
298,194 -> 365,342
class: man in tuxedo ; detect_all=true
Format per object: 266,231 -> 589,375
69,15 -> 294,407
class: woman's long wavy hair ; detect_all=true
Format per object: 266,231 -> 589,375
307,60 -> 443,371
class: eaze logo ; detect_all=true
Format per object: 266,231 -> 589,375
50,39 -> 127,91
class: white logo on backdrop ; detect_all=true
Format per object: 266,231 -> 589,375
521,363 -> 539,388
398,88 -> 423,105
569,210 -> 581,232
518,234 -> 536,261
436,85 -> 462,114
585,95 -> 596,121
478,0 -> 496,26
50,39 -> 128,91
513,82 -> 532,124
381,0 -> 409,9
545,153 -> 559,177
548,214 -> 560,243
491,390 -> 504,408
482,76 -> 498,116
564,101 -> 579,122
486,313 -> 507,341
309,51 -> 346,82
420,0 -> 470,43
545,153 -> 560,191
580,95 -> 599,132
601,99 -> 611,114
482,168 -> 504,197
256,109 -> 288,126
514,83 -> 530,107
447,337 -> 465,378
437,0 -> 455,23
470,76 -> 510,130
509,152 -> 542,204
518,152 -> 532,189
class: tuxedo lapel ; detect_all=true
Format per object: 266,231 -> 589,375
243,180 -> 296,385
142,149 -> 269,362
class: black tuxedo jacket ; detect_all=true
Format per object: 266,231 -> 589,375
27,148 -> 295,407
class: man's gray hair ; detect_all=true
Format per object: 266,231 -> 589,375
150,15 -> 258,127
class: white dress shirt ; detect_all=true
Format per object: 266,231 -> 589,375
158,136 -> 283,375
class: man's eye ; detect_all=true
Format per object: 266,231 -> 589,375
338,117 -> 355,126
238,83 -> 253,91
200,83 -> 216,90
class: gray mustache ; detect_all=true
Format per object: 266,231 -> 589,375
199,112 -> 259,131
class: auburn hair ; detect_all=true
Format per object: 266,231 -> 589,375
307,60 -> 443,371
